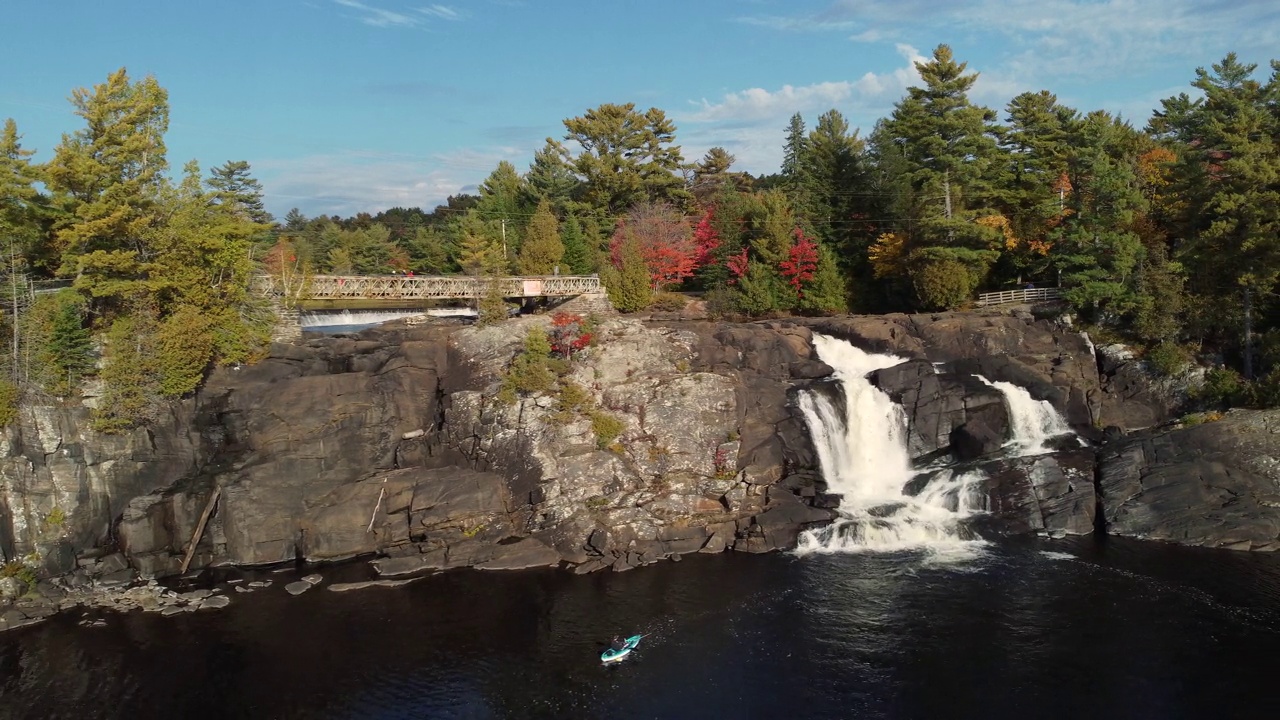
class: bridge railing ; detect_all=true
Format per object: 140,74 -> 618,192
252,274 -> 603,300
975,286 -> 1063,307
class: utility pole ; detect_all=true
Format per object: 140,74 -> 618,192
500,219 -> 508,261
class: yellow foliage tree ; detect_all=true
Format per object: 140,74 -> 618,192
868,232 -> 907,280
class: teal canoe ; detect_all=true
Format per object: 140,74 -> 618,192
600,635 -> 643,663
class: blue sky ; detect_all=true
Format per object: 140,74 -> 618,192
3,1 -> 1277,219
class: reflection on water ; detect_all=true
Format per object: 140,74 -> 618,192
2,538 -> 1279,719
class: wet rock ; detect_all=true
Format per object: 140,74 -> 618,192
474,538 -> 562,571
372,555 -> 443,578
984,449 -> 1097,536
950,417 -> 1006,461
284,581 -> 313,596
199,595 -> 231,609
328,578 -> 420,592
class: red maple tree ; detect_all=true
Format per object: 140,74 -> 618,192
779,228 -> 818,297
609,202 -> 702,290
692,208 -> 720,266
549,312 -> 592,358
726,248 -> 749,284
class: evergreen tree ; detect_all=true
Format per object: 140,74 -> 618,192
456,211 -> 506,275
474,161 -> 528,258
601,236 -> 652,312
780,113 -> 811,215
560,103 -> 690,214
43,68 -> 169,306
1163,54 -> 1280,377
406,226 -> 454,273
882,45 -> 1005,250
560,214 -> 593,274
208,160 -> 272,224
524,139 -> 580,212
284,208 -> 307,230
0,118 -> 43,373
1051,112 -> 1147,319
517,200 -> 564,274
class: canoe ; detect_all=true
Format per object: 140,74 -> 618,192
600,634 -> 643,663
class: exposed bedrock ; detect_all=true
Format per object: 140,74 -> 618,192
3,307 -> 1276,599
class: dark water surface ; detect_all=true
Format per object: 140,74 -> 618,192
3,537 -> 1280,719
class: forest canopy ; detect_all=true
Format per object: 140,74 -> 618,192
4,46 -> 1280,427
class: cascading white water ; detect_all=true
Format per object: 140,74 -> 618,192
795,335 -> 986,556
301,307 -> 476,329
976,376 -> 1072,456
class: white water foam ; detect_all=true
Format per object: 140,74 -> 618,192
795,335 -> 987,558
301,308 -> 476,329
976,376 -> 1073,456
1039,551 -> 1077,561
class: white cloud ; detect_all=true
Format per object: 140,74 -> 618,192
257,147 -> 524,217
676,44 -> 927,176
332,0 -> 419,27
736,15 -> 860,32
849,29 -> 886,43
332,0 -> 467,27
416,4 -> 461,20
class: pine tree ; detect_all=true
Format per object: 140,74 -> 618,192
43,68 -> 170,307
517,200 -> 564,274
882,45 -> 1005,250
560,214 -> 593,274
0,118 -> 43,376
208,160 -> 272,224
1050,112 -> 1147,319
602,236 -> 652,312
780,113 -> 811,214
456,211 -> 506,276
1163,54 -> 1280,377
560,103 -> 690,214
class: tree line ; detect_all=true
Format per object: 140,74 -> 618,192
3,45 -> 1280,429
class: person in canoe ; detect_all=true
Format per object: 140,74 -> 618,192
610,636 -> 625,651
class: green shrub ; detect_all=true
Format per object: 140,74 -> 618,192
94,313 -> 162,433
156,305 -> 216,397
1145,341 -> 1190,377
498,326 -> 554,402
0,560 -> 36,592
650,292 -> 688,312
43,507 -> 66,530
557,380 -> 593,414
0,379 -> 18,428
911,259 -> 977,311
1248,368 -> 1280,409
1197,367 -> 1246,408
590,411 -> 624,449
601,240 -> 652,312
22,289 -> 94,396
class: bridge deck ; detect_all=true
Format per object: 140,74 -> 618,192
255,274 -> 603,301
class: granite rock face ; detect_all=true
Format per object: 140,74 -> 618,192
4,304 -> 1278,608
1096,410 -> 1280,551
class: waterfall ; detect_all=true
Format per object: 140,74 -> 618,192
976,376 -> 1072,456
301,307 -> 476,329
795,335 -> 986,557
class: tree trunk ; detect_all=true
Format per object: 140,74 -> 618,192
1243,286 -> 1254,380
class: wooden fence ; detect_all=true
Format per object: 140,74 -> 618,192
975,286 -> 1063,307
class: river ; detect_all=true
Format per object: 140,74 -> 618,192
2,536 -> 1279,719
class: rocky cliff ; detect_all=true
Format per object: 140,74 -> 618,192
3,305 -> 1278,599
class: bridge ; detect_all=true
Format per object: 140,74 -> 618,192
255,274 -> 609,339
254,274 -> 603,306
976,286 -> 1063,307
